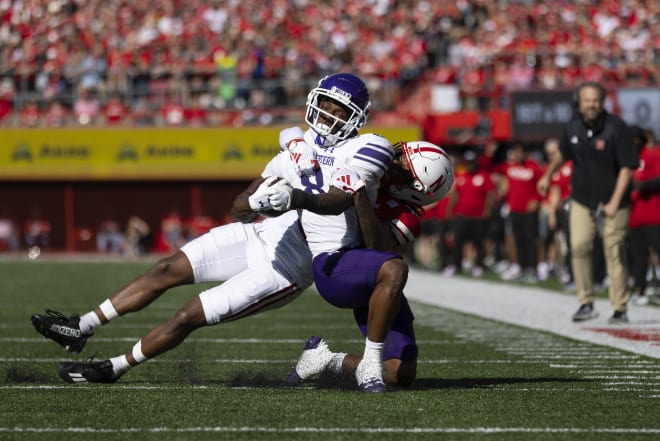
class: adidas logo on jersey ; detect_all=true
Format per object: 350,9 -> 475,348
338,174 -> 353,186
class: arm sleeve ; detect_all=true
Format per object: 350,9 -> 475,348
290,187 -> 353,215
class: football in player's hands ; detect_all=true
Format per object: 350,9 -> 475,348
330,167 -> 365,194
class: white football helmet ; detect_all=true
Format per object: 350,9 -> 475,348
388,141 -> 454,206
304,73 -> 371,145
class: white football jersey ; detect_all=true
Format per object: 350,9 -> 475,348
264,129 -> 393,256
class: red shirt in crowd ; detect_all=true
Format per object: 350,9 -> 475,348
491,159 -> 543,213
630,147 -> 660,228
103,98 -> 129,125
452,168 -> 495,218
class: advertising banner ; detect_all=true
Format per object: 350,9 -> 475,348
0,126 -> 419,180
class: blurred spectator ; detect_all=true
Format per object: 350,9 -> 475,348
443,150 -> 496,278
43,100 -> 70,127
102,92 -> 130,126
187,213 -> 216,240
0,211 -> 20,251
157,209 -> 186,252
73,87 -> 101,125
0,79 -> 15,126
19,102 -> 42,127
545,138 -> 573,285
185,94 -> 209,127
486,142 -> 544,283
418,195 -> 453,272
123,216 -> 152,257
23,207 -> 51,249
96,219 -> 125,254
158,94 -> 186,126
628,127 -> 660,305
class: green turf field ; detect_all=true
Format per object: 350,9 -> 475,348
1,260 -> 659,440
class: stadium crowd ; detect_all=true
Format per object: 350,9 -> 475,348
0,0 -> 658,127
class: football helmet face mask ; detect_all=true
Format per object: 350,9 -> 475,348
388,141 -> 454,206
305,73 -> 371,145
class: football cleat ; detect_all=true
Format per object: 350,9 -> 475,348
31,309 -> 91,353
355,357 -> 386,393
59,359 -> 119,384
285,336 -> 334,385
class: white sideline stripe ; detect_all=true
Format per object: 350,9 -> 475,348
405,268 -> 660,359
0,426 -> 659,434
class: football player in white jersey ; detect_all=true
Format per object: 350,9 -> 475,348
30,184 -> 314,383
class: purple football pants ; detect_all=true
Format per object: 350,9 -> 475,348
312,248 -> 418,362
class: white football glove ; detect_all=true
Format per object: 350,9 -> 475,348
279,127 -> 319,177
266,179 -> 293,211
330,167 -> 365,194
248,176 -> 280,211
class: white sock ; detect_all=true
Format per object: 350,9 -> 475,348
99,299 -> 119,321
328,352 -> 347,375
131,340 -> 148,364
78,311 -> 102,335
109,355 -> 131,377
363,338 -> 384,363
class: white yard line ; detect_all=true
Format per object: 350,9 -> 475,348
0,426 -> 659,434
405,268 -> 660,359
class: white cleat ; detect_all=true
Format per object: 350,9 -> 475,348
285,336 -> 334,385
355,357 -> 386,393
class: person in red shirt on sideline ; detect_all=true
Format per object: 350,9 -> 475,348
443,150 -> 496,278
420,191 -> 453,272
545,138 -> 574,285
628,127 -> 660,305
485,142 -> 544,283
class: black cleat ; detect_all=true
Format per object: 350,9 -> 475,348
59,359 -> 119,384
31,309 -> 91,353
